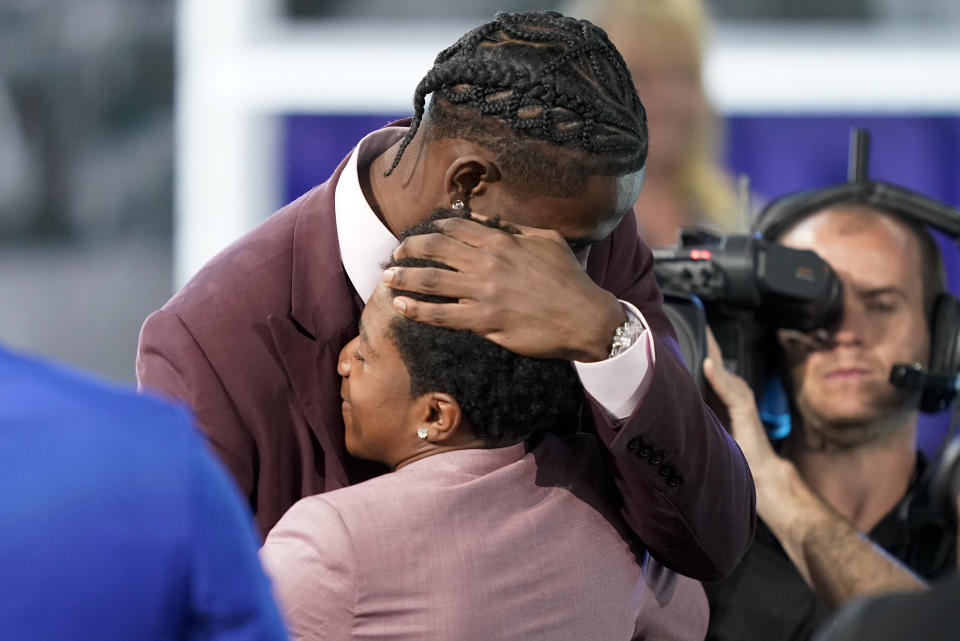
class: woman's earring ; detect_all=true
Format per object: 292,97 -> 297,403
451,199 -> 465,210
417,427 -> 429,440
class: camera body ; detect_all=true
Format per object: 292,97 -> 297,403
653,228 -> 842,401
657,129 -> 960,427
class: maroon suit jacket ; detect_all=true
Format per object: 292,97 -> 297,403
137,129 -> 755,581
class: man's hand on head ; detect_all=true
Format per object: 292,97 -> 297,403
384,215 -> 626,362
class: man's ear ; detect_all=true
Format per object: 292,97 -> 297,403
444,155 -> 502,206
415,392 -> 463,443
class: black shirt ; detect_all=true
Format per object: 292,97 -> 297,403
705,454 -> 957,641
812,573 -> 960,641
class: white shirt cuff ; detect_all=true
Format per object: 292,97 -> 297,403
574,300 -> 656,420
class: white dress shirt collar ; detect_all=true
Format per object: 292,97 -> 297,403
334,126 -> 408,302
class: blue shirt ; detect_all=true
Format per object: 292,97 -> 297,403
0,346 -> 288,641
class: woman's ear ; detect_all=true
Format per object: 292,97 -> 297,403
443,154 -> 502,207
414,392 -> 463,443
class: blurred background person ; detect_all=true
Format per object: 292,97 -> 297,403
567,0 -> 740,247
0,0 -> 174,381
0,343 -> 287,641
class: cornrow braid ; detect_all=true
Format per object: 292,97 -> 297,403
384,10 -> 648,192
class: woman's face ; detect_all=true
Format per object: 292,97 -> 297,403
605,21 -> 706,173
337,285 -> 416,467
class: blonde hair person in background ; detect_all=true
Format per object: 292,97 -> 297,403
567,0 -> 738,247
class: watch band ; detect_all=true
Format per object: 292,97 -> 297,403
608,316 -> 643,359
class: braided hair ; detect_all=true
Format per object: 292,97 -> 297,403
385,11 -> 648,196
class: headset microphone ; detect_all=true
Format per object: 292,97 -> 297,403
890,363 -> 960,413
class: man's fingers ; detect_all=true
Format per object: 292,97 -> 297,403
704,357 -> 754,410
394,218 -> 512,260
498,221 -> 566,242
703,328 -> 754,408
702,358 -> 729,397
464,210 -> 491,222
437,216 -> 568,250
392,232 -> 485,271
391,297 -> 486,332
703,327 -> 734,400
383,265 -> 477,299
705,326 -> 724,366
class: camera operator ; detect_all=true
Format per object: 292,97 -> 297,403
703,200 -> 958,641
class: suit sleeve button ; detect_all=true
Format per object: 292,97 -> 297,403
648,450 -> 666,465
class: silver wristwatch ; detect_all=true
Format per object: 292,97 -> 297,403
608,316 -> 643,359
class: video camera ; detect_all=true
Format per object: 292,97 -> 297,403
657,128 -> 960,430
654,227 -> 842,401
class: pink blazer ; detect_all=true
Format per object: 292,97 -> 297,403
261,434 -> 708,641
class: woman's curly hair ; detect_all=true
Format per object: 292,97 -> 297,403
384,209 -> 583,447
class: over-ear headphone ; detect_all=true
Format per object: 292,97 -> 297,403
932,433 -> 960,524
751,129 -> 960,413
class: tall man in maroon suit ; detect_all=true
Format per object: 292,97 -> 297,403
137,11 -> 755,581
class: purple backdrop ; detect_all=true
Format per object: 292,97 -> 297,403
283,113 -> 960,455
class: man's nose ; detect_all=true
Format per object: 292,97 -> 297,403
829,297 -> 867,347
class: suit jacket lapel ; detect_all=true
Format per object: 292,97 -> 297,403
270,160 -> 363,492
268,313 -> 355,491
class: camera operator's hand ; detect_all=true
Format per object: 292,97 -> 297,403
703,328 -> 803,526
703,327 -> 928,606
703,328 -> 782,484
